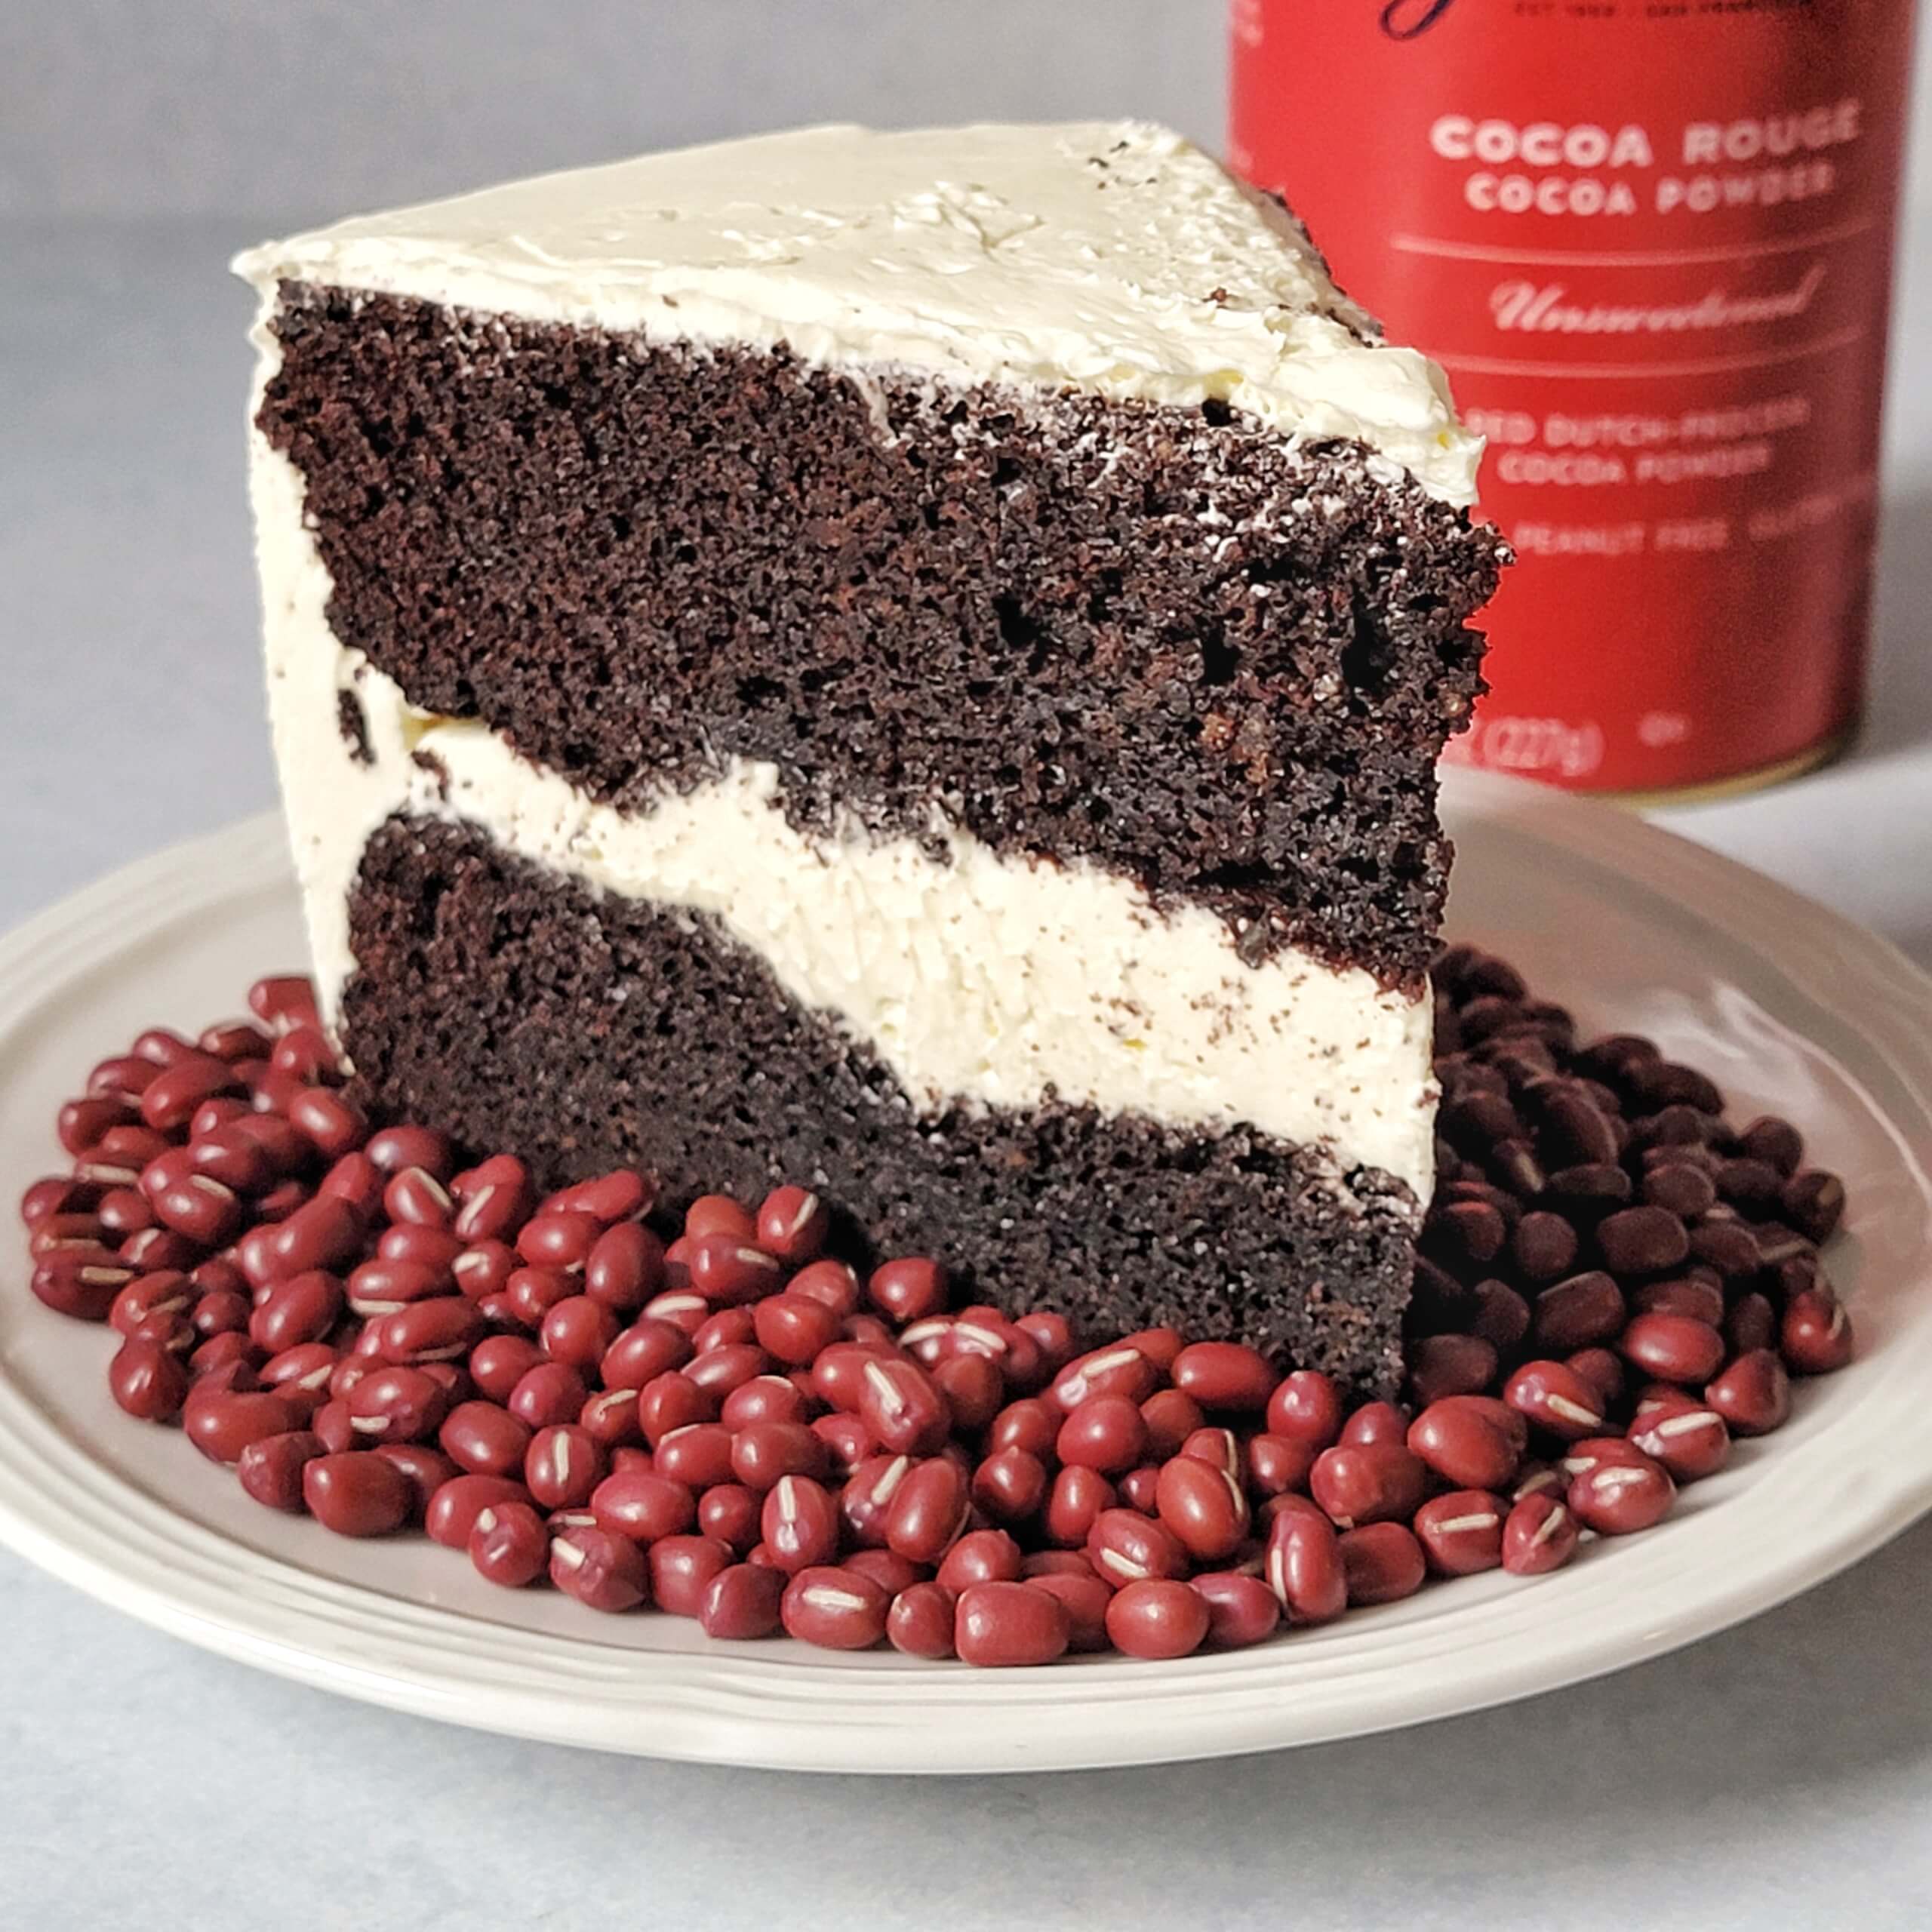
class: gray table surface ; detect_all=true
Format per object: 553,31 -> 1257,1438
5,216 -> 1931,1931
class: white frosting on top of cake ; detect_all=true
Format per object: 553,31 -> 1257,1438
233,120 -> 1481,504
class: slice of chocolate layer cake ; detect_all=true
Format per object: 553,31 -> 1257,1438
236,122 -> 1503,1392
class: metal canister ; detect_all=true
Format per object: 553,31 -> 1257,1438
1231,0 -> 1918,795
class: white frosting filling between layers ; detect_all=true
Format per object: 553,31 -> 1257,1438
250,383 -> 1435,1194
233,120 -> 1481,504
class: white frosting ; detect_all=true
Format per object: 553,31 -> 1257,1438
247,349 -> 1433,1192
233,120 -> 1480,504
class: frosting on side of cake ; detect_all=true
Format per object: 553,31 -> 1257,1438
233,121 -> 1481,505
250,365 -> 1435,1195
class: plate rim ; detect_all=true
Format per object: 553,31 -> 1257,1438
3,771 -> 1931,1775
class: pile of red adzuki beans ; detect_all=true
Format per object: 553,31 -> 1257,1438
20,952 -> 1854,1666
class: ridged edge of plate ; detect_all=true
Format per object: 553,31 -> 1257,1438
1,773 -> 1930,1773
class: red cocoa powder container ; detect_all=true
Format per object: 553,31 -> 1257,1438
1230,0 -> 1918,795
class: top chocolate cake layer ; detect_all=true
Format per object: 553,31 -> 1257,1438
258,286 -> 1500,985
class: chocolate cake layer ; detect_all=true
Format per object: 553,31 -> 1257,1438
260,285 -> 1502,985
344,815 -> 1417,1394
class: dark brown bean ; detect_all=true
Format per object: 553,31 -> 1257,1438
1689,1217 -> 1765,1280
1631,1276 -> 1726,1327
1469,1280 -> 1533,1353
1780,1170 -> 1846,1244
1505,1208 -> 1577,1284
1531,1272 -> 1627,1352
1546,1163 -> 1632,1208
1736,1115 -> 1804,1176
1641,1161 -> 1718,1218
1597,1205 -> 1690,1275
1406,1333 -> 1500,1407
1538,1088 -> 1620,1166
1715,1157 -> 1785,1216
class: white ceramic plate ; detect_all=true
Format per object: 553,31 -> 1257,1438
2,770 -> 1930,1775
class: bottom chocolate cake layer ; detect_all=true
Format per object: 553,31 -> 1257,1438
341,817 -> 1420,1394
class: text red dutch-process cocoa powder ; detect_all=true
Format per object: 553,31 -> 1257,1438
1231,0 -> 1916,793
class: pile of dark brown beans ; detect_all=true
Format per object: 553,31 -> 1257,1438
19,958 -> 1853,1666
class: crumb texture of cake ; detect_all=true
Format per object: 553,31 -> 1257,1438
346,816 -> 1417,1394
235,121 -> 1504,1379
257,290 -> 1497,985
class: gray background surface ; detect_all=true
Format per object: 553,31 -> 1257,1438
5,6 -> 1932,1927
